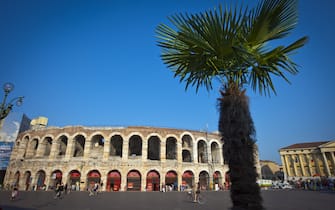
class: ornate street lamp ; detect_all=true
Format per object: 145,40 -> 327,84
0,82 -> 24,130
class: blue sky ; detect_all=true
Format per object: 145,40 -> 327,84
1,0 -> 335,164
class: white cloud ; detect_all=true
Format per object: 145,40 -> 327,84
0,121 -> 20,142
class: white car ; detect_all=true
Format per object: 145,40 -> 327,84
279,183 -> 293,189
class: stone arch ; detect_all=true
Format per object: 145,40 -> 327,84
126,170 -> 141,191
68,170 -> 81,191
14,171 -> 20,187
128,135 -> 142,157
211,141 -> 221,163
22,135 -> 30,158
182,150 -> 192,162
110,134 -> 123,157
86,170 -> 101,190
23,171 -> 31,191
166,136 -> 177,160
146,170 -> 160,191
107,170 -> 121,191
197,140 -> 208,163
26,138 -> 39,158
56,135 -> 68,156
51,170 -> 63,188
35,170 -> 46,190
165,170 -> 178,191
182,134 -> 193,162
182,170 -> 194,189
199,170 -> 210,190
41,136 -> 52,157
73,134 -> 85,157
90,134 -> 105,158
213,171 -> 222,190
147,135 -> 160,160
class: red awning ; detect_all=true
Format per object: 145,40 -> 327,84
108,171 -> 121,178
70,171 -> 81,178
182,171 -> 193,178
88,171 -> 101,178
166,171 -> 177,178
147,171 -> 159,178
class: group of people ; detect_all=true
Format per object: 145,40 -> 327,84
54,182 -> 66,199
88,182 -> 103,196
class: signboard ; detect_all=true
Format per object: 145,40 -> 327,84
0,142 -> 14,170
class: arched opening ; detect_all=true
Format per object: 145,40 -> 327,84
199,171 -> 209,190
42,137 -> 52,157
107,170 -> 121,191
110,135 -> 123,157
58,135 -> 68,156
213,171 -> 222,190
182,150 -> 192,162
211,142 -> 220,163
146,170 -> 160,191
73,135 -> 85,157
165,171 -> 178,191
26,139 -> 38,158
24,171 -> 31,191
182,170 -> 194,190
166,137 -> 177,160
90,134 -> 104,158
127,170 -> 141,191
182,134 -> 193,162
14,171 -> 20,187
22,136 -> 29,158
148,136 -> 160,160
197,140 -> 208,163
51,170 -> 63,189
69,170 -> 81,191
128,135 -> 142,158
87,170 -> 101,190
36,170 -> 46,190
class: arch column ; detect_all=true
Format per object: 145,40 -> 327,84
283,155 -> 291,177
49,140 -> 59,159
122,139 -> 128,162
160,139 -> 166,162
103,138 -> 110,160
321,152 -> 331,177
177,140 -> 182,163
142,138 -> 148,162
83,139 -> 91,158
65,137 -> 74,160
193,141 -> 198,163
298,154 -> 306,177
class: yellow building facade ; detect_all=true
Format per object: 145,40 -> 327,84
279,141 -> 335,180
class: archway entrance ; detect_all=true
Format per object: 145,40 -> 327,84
165,171 -> 177,191
213,171 -> 222,190
24,171 -> 31,191
87,170 -> 101,190
127,170 -> 141,191
107,170 -> 121,191
51,170 -> 63,189
36,170 -> 46,190
182,171 -> 194,190
69,170 -> 81,191
199,171 -> 209,190
146,170 -> 160,191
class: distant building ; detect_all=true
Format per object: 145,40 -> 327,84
279,141 -> 335,180
259,160 -> 283,180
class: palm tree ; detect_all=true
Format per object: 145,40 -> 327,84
156,0 -> 308,209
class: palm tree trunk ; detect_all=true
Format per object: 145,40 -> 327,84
218,84 -> 264,210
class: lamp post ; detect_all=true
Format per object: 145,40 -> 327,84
0,82 -> 24,130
